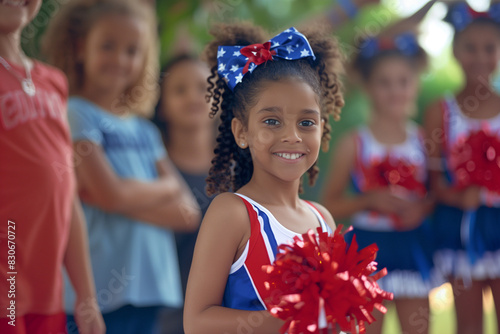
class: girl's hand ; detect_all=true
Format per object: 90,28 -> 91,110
74,297 -> 106,334
365,189 -> 409,215
458,186 -> 482,210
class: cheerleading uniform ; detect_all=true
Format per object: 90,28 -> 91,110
222,193 -> 331,311
433,95 -> 500,282
346,122 -> 440,298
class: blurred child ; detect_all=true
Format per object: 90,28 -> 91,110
425,2 -> 500,333
322,3 -> 438,334
42,0 -> 201,333
0,0 -> 105,333
183,23 -> 343,333
153,54 -> 215,334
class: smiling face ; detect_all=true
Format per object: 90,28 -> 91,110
232,79 -> 323,185
0,0 -> 41,35
80,13 -> 146,96
453,23 -> 500,84
365,55 -> 419,120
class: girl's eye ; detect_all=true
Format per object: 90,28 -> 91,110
299,120 -> 315,127
264,119 -> 280,126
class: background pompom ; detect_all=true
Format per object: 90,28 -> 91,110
451,130 -> 500,193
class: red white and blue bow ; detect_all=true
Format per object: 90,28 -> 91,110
448,2 -> 500,32
358,33 -> 420,59
217,27 -> 316,91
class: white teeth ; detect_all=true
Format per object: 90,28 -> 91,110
1,0 -> 26,6
274,153 -> 303,160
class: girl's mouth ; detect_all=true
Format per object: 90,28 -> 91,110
273,152 -> 305,160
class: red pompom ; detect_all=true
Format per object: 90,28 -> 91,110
451,130 -> 500,193
361,156 -> 427,197
263,225 -> 393,334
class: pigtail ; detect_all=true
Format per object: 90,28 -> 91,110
206,67 -> 218,106
303,29 -> 345,152
207,105 -> 236,196
233,143 -> 254,192
203,23 -> 267,196
301,29 -> 345,189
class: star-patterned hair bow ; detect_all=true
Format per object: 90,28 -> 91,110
217,27 -> 316,91
358,33 -> 420,59
447,2 -> 500,32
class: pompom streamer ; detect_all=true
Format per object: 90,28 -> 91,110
263,225 -> 393,334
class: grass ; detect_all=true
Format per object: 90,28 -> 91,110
382,284 -> 497,334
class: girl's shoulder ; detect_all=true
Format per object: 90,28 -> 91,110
32,60 -> 68,98
204,192 -> 251,229
199,192 -> 251,251
304,201 -> 335,230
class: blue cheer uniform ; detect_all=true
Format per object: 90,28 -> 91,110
222,194 -> 331,310
433,95 -> 500,283
346,123 -> 442,298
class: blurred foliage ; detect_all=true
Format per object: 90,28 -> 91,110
157,0 -> 334,63
24,0 -> 464,201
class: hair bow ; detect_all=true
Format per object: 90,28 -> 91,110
358,33 -> 420,59
217,27 -> 316,91
447,2 -> 500,32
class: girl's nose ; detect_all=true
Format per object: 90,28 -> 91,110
114,50 -> 128,67
281,125 -> 302,143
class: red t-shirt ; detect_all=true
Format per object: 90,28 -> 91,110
0,60 -> 74,316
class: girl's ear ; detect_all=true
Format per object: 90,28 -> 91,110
231,117 -> 248,149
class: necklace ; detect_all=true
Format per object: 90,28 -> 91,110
0,55 -> 36,96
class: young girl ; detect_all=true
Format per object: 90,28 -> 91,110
425,2 -> 500,333
183,23 -> 343,333
0,1 -> 105,334
42,0 -> 201,333
322,6 -> 438,333
153,54 -> 215,334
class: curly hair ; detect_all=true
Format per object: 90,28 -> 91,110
41,0 -> 159,117
202,22 -> 344,196
352,38 -> 428,80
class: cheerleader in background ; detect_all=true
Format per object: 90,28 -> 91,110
322,3 -> 439,333
425,2 -> 500,333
